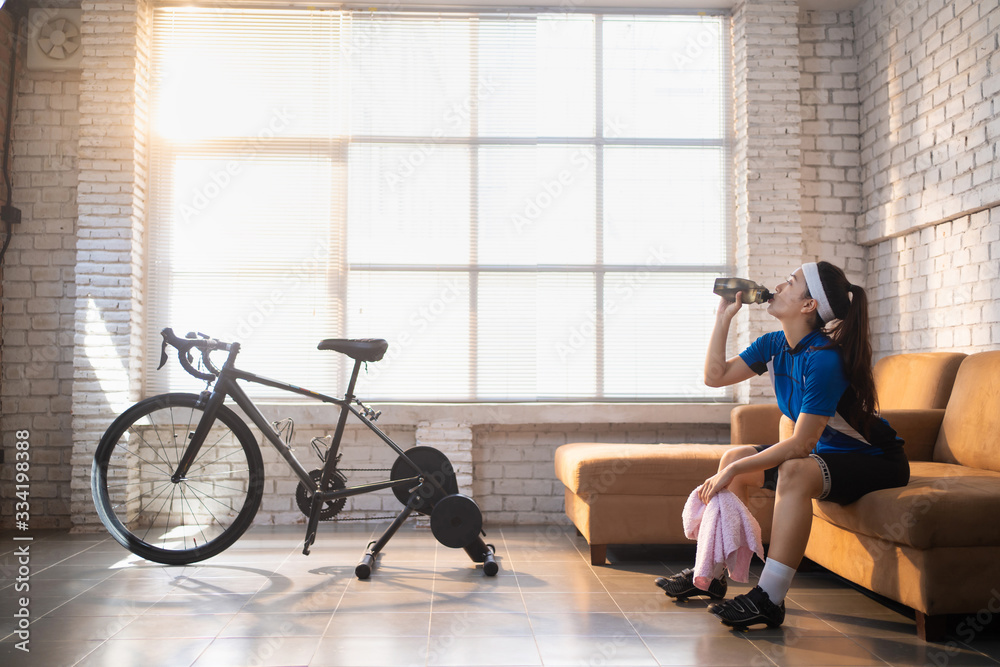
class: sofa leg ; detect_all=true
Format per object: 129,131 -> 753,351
590,544 -> 607,566
915,611 -> 947,642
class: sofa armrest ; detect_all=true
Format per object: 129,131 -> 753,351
879,408 -> 945,462
730,404 -> 783,445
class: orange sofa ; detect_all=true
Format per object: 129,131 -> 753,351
803,351 -> 1000,640
554,352 -> 973,640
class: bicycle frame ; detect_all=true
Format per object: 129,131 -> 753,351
172,341 -> 428,512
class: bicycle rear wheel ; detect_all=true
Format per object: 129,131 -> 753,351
92,393 -> 264,565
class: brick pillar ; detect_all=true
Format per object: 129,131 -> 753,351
732,0 -> 803,403
799,9 -> 864,286
70,0 -> 152,529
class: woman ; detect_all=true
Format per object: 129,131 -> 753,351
655,261 -> 909,629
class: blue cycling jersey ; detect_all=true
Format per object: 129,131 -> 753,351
738,329 -> 901,455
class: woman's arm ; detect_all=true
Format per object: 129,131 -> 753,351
704,294 -> 757,388
698,413 -> 830,503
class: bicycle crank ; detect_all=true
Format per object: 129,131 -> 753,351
296,469 -> 348,520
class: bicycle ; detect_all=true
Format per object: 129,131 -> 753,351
91,328 -> 498,579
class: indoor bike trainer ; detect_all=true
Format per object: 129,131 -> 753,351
90,328 -> 498,579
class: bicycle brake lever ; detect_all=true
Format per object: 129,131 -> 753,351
157,337 -> 169,370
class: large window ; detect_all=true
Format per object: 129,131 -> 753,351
147,8 -> 731,402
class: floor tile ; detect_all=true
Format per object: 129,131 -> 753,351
191,636 -> 323,667
534,634 -> 657,666
643,634 -> 769,666
624,610 -> 750,637
327,611 -> 431,637
850,635 -> 1000,666
427,635 -> 542,666
528,611 -> 636,636
24,614 -> 132,643
809,610 -> 916,639
41,595 -> 153,619
337,590 -> 433,613
114,613 -> 235,639
600,575 -> 671,594
145,592 -> 253,615
432,572 -> 521,593
959,638 -> 1000,662
521,591 -> 622,613
611,591 -> 684,613
515,573 -> 608,593
310,636 -> 429,667
0,638 -> 103,667
431,591 -> 526,613
221,612 -> 333,638
789,592 -> 901,617
244,591 -> 344,614
748,634 -> 888,666
429,611 -> 532,637
75,637 -> 214,667
510,560 -> 597,577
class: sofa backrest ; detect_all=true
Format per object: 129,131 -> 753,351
774,351 -> 967,444
873,352 -> 967,410
934,351 -> 1000,472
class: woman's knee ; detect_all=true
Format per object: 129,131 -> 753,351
776,457 -> 824,496
719,445 -> 758,469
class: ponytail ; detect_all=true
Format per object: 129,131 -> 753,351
805,262 -> 878,438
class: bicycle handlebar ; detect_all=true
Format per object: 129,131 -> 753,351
158,328 -> 234,381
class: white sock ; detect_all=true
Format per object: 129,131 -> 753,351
711,562 -> 726,579
757,558 -> 796,604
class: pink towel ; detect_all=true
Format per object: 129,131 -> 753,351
682,486 -> 764,590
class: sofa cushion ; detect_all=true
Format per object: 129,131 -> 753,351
554,443 -> 737,496
873,352 -> 966,410
812,461 -> 1000,549
934,350 -> 1000,472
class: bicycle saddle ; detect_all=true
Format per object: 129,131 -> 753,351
317,338 -> 389,362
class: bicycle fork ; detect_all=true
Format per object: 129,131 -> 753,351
170,388 -> 228,483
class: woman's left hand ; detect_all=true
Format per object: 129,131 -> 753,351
699,466 -> 736,504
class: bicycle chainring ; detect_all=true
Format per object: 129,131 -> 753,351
295,469 -> 347,521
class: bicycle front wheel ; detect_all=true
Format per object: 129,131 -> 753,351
92,393 -> 264,565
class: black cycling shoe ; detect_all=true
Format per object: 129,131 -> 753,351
710,585 -> 785,630
654,567 -> 727,601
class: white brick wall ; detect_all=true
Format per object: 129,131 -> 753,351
69,0 -> 153,529
855,0 -> 1000,242
856,0 -> 1000,356
869,206 -> 1000,355
0,58 -> 79,528
799,9 -> 865,286
731,0 -> 804,403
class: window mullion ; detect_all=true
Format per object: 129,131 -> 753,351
595,13 -> 605,400
469,16 -> 480,401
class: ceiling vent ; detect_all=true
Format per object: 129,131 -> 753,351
27,9 -> 83,72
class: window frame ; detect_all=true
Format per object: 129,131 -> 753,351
146,6 -> 734,403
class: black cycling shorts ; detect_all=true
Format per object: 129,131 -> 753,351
753,444 -> 909,506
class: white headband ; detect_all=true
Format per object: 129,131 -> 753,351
801,262 -> 836,323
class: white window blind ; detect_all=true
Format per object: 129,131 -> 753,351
147,7 -> 731,402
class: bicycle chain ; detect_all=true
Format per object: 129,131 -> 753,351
317,467 -> 398,522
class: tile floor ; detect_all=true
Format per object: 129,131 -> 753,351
1,524 -> 999,667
